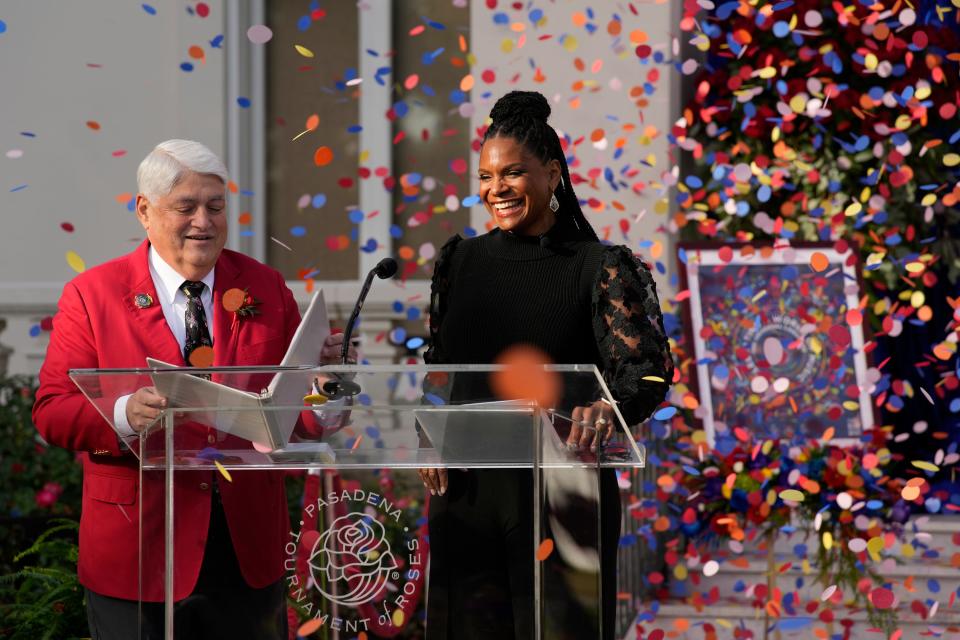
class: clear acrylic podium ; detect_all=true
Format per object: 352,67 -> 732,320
70,364 -> 646,639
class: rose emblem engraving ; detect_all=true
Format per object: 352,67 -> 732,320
308,512 -> 398,606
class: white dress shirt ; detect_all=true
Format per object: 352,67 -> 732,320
113,247 -> 216,437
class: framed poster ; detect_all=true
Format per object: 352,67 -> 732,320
677,242 -> 875,446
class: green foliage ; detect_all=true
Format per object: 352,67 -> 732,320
0,519 -> 87,639
0,377 -> 82,519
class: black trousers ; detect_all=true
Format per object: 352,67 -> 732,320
426,468 -> 621,640
85,486 -> 288,640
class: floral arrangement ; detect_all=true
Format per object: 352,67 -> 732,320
672,0 -> 960,307
664,427 -> 908,634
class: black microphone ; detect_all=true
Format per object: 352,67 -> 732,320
340,257 -> 397,363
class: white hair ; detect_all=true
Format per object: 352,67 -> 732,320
137,139 -> 229,200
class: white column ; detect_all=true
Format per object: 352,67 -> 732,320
358,1 -> 394,275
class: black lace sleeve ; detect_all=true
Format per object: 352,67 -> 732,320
592,245 -> 673,426
423,234 -> 463,366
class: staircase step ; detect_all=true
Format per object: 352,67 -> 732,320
628,602 -> 960,640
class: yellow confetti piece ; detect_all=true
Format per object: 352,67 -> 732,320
642,375 -> 665,382
392,608 -> 405,627
911,460 -> 940,472
214,460 -> 232,483
66,250 -> 86,273
295,44 -> 314,58
303,393 -> 327,404
779,489 -> 805,502
822,531 -> 833,550
944,153 -> 960,167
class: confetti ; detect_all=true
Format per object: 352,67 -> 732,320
214,460 -> 232,482
536,538 -> 554,561
246,24 -> 272,44
66,250 -> 85,273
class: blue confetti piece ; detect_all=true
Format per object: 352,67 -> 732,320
142,4 -> 157,16
19,131 -> 36,137
297,14 -> 311,31
312,193 -> 326,208
392,301 -> 404,313
424,393 -> 446,406
424,17 -> 445,30
406,337 -> 425,350
529,8 -> 543,23
9,184 -> 27,192
0,19 -> 7,34
406,307 -> 420,321
463,226 -> 478,237
237,97 -> 251,108
209,34 -> 224,48
493,12 -> 509,25
29,325 -> 40,338
240,189 -> 255,197
653,406 -> 677,421
290,226 -> 306,237
421,47 -> 444,65
462,195 -> 480,207
180,62 -> 194,72
239,229 -> 254,237
389,224 -> 402,239
348,210 -> 365,224
347,124 -> 362,133
393,101 -> 409,118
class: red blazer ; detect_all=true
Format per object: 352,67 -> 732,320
33,240 -> 309,601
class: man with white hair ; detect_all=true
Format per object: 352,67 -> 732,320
33,140 -> 352,638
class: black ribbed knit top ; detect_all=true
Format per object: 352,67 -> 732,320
424,215 -> 673,426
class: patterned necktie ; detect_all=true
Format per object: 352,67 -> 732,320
180,281 -> 213,364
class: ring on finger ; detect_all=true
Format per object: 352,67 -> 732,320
595,417 -> 608,426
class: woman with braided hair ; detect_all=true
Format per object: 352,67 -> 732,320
418,91 -> 672,639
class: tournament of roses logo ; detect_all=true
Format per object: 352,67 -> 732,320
309,512 -> 398,606
286,487 -> 424,634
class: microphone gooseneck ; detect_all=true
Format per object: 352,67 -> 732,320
340,257 -> 397,364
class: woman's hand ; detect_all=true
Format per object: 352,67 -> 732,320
418,468 -> 448,496
567,399 -> 616,452
320,332 -> 358,365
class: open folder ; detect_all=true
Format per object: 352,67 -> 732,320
414,400 -> 568,465
147,290 -> 329,450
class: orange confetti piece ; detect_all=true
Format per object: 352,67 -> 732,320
491,344 -> 560,408
297,619 -> 322,636
188,45 -> 204,60
86,121 -> 101,131
536,538 -> 554,561
238,212 -> 252,225
313,146 -> 334,166
222,288 -> 247,313
810,251 -> 829,272
305,114 -> 319,131
188,345 -> 214,368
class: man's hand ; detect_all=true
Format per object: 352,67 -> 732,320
320,332 -> 358,365
418,468 -> 448,496
567,400 -> 616,452
125,386 -> 168,433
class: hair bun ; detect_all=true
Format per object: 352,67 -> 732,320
489,91 -> 551,124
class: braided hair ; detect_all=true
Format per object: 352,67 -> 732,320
483,91 -> 599,242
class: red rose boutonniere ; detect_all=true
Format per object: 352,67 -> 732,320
223,288 -> 261,330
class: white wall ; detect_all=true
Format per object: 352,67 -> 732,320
0,1 -> 678,375
0,0 -> 226,373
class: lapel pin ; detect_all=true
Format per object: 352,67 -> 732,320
134,293 -> 154,309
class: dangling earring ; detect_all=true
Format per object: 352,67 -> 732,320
548,191 -> 560,213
